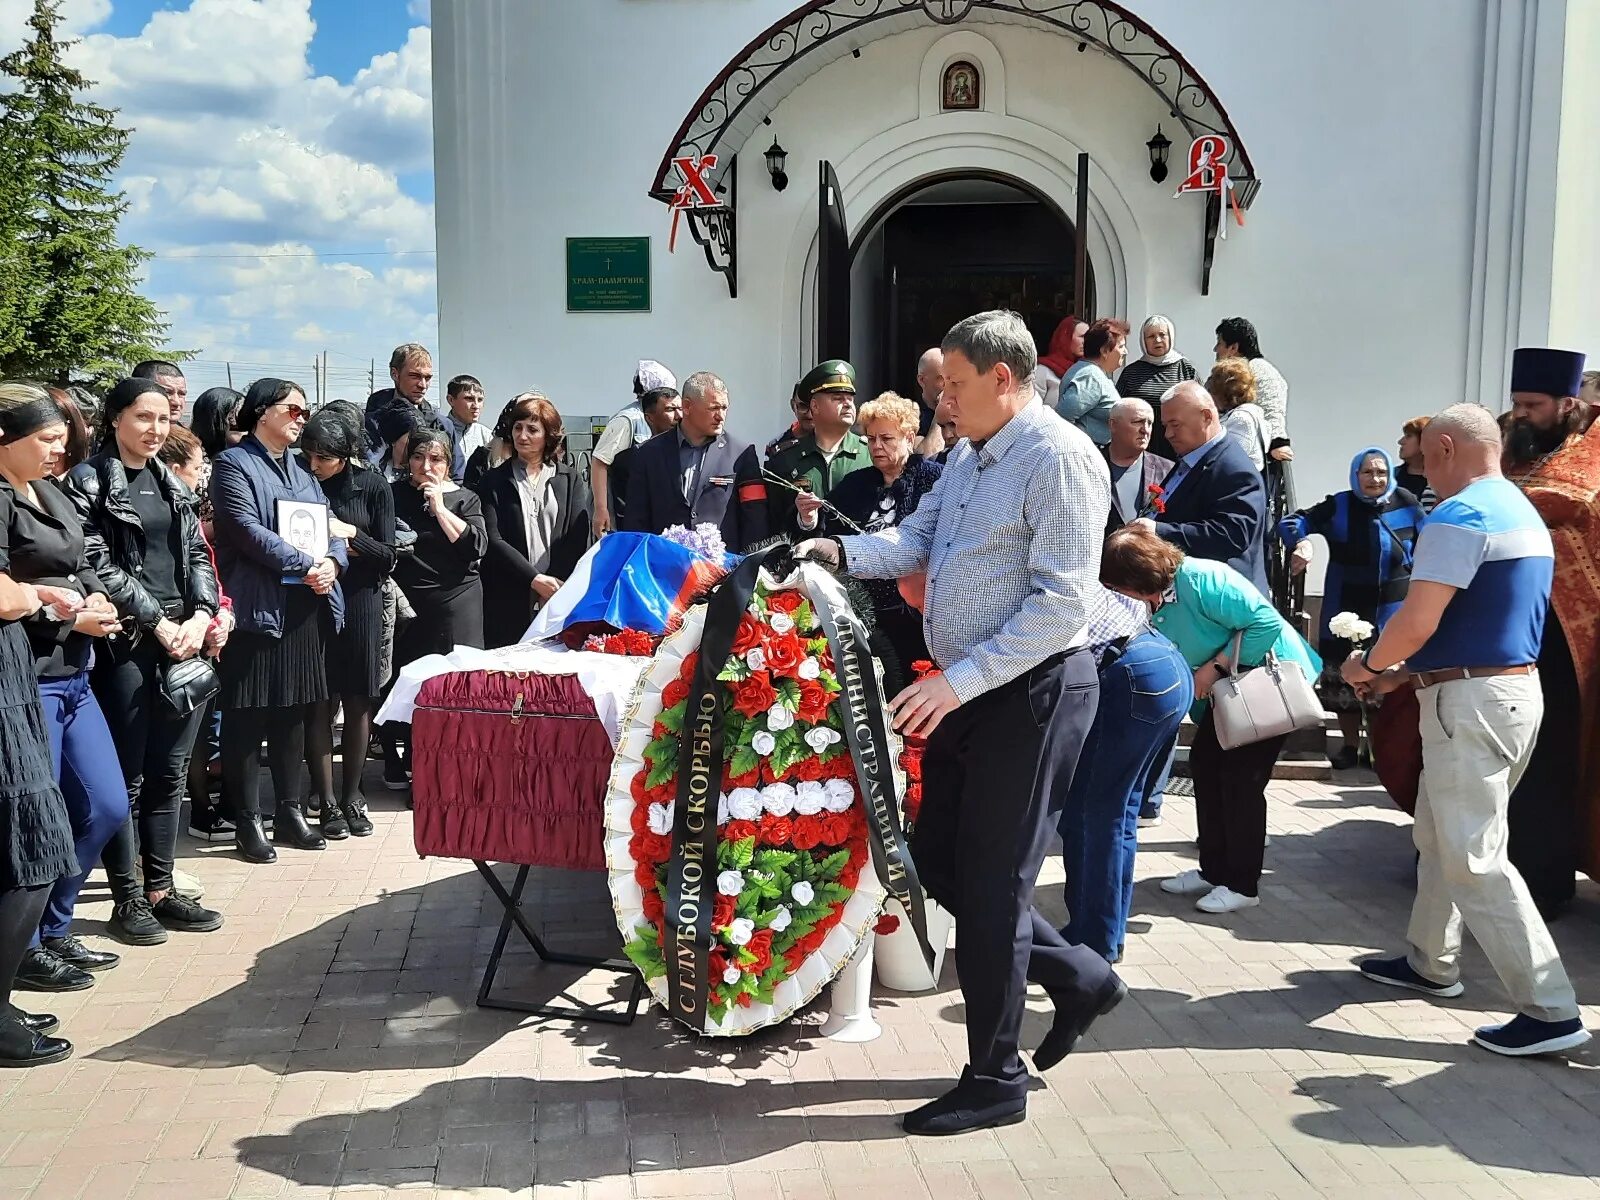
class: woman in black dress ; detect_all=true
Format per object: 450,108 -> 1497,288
300,403 -> 394,837
796,392 -> 941,696
210,379 -> 347,863
476,394 -> 590,648
1112,315 -> 1199,459
64,379 -> 225,944
385,429 -> 487,787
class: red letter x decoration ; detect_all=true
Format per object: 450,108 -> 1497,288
669,154 -> 720,252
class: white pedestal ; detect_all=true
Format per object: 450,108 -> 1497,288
874,898 -> 955,993
820,935 -> 881,1042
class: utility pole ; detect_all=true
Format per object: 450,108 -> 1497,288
322,350 -> 329,405
226,362 -> 233,389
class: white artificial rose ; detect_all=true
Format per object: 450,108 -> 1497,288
752,730 -> 777,756
824,779 -> 856,812
804,726 -> 837,753
762,782 -> 797,816
647,802 -> 674,836
766,704 -> 795,732
790,881 -> 815,906
798,658 -> 821,681
745,647 -> 767,671
727,788 -> 763,822
769,906 -> 793,933
794,781 -> 826,816
768,612 -> 795,635
723,965 -> 742,985
727,918 -> 755,946
717,869 -> 745,897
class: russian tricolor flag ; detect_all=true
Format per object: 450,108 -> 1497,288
523,533 -> 733,645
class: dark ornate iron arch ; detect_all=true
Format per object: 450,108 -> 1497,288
648,0 -> 1260,208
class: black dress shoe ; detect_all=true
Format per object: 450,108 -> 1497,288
6,1005 -> 59,1035
340,796 -> 374,838
234,813 -> 277,863
272,802 -> 326,851
1035,973 -> 1128,1072
41,935 -> 119,972
902,1086 -> 1027,1136
13,948 -> 94,993
0,1013 -> 72,1068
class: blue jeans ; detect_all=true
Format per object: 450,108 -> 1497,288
1139,742 -> 1178,820
1060,631 -> 1193,961
33,671 -> 128,944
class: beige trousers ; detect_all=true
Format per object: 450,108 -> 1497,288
1406,673 -> 1578,1022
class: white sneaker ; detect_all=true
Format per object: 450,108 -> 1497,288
1195,886 -> 1259,914
1160,870 -> 1213,896
1137,815 -> 1162,828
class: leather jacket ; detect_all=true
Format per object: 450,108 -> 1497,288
63,452 -> 220,636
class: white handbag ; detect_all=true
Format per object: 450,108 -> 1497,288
1209,631 -> 1323,750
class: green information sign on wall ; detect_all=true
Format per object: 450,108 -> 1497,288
566,237 -> 651,312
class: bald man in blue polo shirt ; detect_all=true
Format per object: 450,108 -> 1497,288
1343,404 -> 1587,1058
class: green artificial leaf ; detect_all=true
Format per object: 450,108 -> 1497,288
816,849 -> 850,879
729,745 -> 761,780
785,920 -> 816,942
708,998 -> 729,1025
645,733 -> 680,767
718,654 -> 752,683
623,931 -> 666,980
819,882 -> 852,905
657,702 -> 685,735
730,836 -> 756,870
776,677 -> 801,710
753,849 -> 797,876
645,755 -> 677,791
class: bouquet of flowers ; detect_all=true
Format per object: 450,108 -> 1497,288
1330,610 -> 1377,768
1138,483 -> 1167,518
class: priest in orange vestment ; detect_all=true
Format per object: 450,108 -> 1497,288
1504,347 -> 1600,915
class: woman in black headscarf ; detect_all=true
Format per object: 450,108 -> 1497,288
210,379 -> 346,863
299,403 -> 394,838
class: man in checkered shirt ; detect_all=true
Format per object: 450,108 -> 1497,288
799,309 -> 1124,1136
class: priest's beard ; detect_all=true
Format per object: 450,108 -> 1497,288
1506,415 -> 1574,466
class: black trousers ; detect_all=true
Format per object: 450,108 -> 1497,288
1188,709 -> 1287,897
1508,611 -> 1579,909
222,704 -> 311,818
95,638 -> 205,901
1,885 -> 50,1006
914,649 -> 1110,1101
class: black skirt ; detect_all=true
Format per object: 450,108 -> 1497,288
0,622 -> 77,890
221,587 -> 331,710
326,579 -> 384,698
397,580 -> 484,669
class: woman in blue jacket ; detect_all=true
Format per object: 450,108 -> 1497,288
1102,526 -> 1320,915
210,379 -> 346,864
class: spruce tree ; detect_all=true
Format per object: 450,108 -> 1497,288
0,0 -> 173,383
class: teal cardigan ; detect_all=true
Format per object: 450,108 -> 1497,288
1148,558 -> 1322,719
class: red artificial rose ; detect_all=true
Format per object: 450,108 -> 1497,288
791,816 -> 824,851
642,887 -> 665,924
767,591 -> 804,615
790,755 -> 825,783
874,913 -> 901,936
762,630 -> 805,677
796,679 -> 831,724
722,819 -> 759,845
758,814 -> 794,846
709,946 -> 729,979
732,672 -> 778,719
731,614 -> 764,656
634,860 -> 658,888
713,894 -> 737,929
747,929 -> 774,974
662,678 -> 691,710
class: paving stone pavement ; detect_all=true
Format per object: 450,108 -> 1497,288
3,770 -> 1599,1200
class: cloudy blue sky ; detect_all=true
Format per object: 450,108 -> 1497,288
1,0 -> 435,397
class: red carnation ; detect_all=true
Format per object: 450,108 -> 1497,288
642,832 -> 672,863
630,803 -> 651,835
713,893 -> 737,929
662,678 -> 691,710
630,772 -> 650,803
758,814 -> 794,846
722,819 -> 759,844
874,913 -> 901,936
642,887 -> 665,924
723,766 -> 760,791
736,992 -> 753,1008
820,813 -> 852,845
747,929 -> 774,974
622,629 -> 654,655
634,860 -> 658,889
647,779 -> 678,805
731,614 -> 764,656
732,672 -> 778,719
768,591 -> 804,615
902,751 -> 923,782
827,755 -> 855,781
910,660 -> 936,678
763,630 -> 806,677
678,651 -> 699,682
840,858 -> 862,889
790,755 -> 825,783
796,680 -> 832,724
791,816 -> 824,851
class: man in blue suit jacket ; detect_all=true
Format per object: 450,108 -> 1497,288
1135,382 -> 1269,595
623,371 -> 770,552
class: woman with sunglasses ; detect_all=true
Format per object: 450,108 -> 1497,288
62,379 -> 225,942
210,379 -> 347,863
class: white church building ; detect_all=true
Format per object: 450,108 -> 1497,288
430,0 -> 1599,502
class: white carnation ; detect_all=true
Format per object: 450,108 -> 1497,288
824,779 -> 856,812
1328,611 -> 1375,644
790,881 -> 815,906
726,917 -> 755,946
769,906 -> 793,933
723,965 -> 742,985
717,870 -> 745,896
717,793 -> 730,825
766,704 -> 795,732
745,647 -> 767,671
761,782 -> 797,816
797,658 -> 821,681
805,726 -> 839,753
727,788 -> 762,822
752,730 -> 777,756
794,781 -> 826,816
768,612 -> 795,635
647,802 -> 674,836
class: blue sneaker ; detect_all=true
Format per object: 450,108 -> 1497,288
1359,956 -> 1464,998
1473,1015 -> 1590,1057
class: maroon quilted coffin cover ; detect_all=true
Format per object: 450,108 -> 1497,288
410,671 -> 613,870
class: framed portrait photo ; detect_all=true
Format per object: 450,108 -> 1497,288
276,498 -> 330,579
